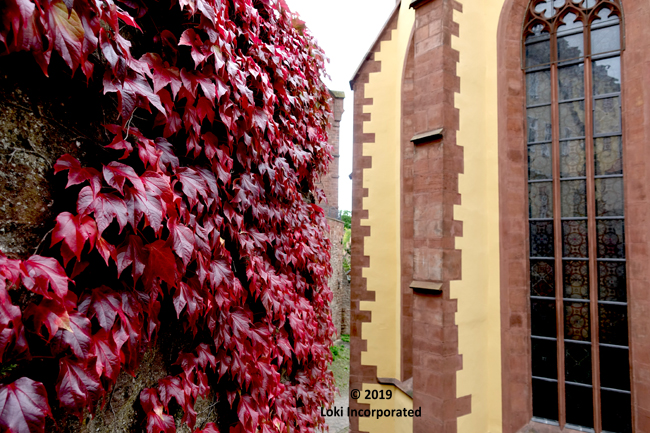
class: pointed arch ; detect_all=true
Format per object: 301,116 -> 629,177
498,0 -> 650,432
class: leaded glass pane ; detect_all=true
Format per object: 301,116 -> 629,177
599,345 -> 630,390
530,221 -> 555,257
558,64 -> 584,101
528,106 -> 553,142
532,338 -> 558,379
593,57 -> 621,96
529,182 -> 553,218
562,220 -> 588,258
599,303 -> 628,346
594,136 -> 623,175
532,379 -> 559,420
532,299 -> 558,337
601,390 -> 632,433
561,180 -> 587,217
598,261 -> 627,302
527,71 -> 552,105
528,143 -> 553,180
594,96 -> 621,135
564,260 -> 589,298
596,177 -> 624,217
558,33 -> 584,61
597,219 -> 625,259
565,301 -> 590,341
559,101 -> 585,139
560,140 -> 586,178
526,39 -> 551,68
565,341 -> 592,384
565,384 -> 594,428
531,260 -> 556,297
591,24 -> 620,55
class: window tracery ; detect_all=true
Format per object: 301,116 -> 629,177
523,0 -> 630,431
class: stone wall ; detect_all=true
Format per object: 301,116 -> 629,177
319,90 -> 349,337
327,217 -> 350,336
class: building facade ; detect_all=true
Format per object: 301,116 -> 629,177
349,1 -> 650,432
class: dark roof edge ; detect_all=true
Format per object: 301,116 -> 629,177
328,89 -> 345,99
349,1 -> 402,91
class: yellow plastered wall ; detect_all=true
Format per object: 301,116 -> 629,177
359,2 -> 414,432
451,0 -> 507,432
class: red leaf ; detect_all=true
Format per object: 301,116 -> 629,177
52,313 -> 92,358
88,329 -> 120,380
158,376 -> 185,408
89,192 -> 129,234
51,212 -> 97,265
47,1 -> 84,71
56,357 -> 102,418
143,240 -> 177,286
21,256 -> 69,301
53,155 -> 101,194
0,378 -> 52,433
141,389 -> 175,433
116,235 -> 146,281
103,162 -> 145,194
25,299 -> 71,341
80,286 -> 122,330
169,219 -> 194,266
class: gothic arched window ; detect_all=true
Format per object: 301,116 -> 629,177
523,1 -> 630,431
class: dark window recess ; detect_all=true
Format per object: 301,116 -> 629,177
523,0 -> 630,430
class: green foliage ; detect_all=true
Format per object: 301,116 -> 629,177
341,334 -> 350,343
340,210 -> 351,230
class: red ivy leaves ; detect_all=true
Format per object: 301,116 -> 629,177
0,378 -> 52,433
0,0 -> 336,431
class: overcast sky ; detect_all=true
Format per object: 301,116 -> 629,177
284,0 -> 397,212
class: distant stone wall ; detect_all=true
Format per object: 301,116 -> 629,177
320,90 -> 349,336
326,217 -> 350,336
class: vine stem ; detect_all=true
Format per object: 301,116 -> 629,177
33,228 -> 54,255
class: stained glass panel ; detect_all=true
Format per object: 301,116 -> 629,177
560,140 -> 586,178
596,177 -> 624,216
594,96 -> 621,135
528,143 -> 553,180
527,71 -> 552,105
558,34 -> 584,61
591,24 -> 620,55
599,304 -> 628,346
558,63 -> 584,101
565,342 -> 592,384
599,345 -> 630,390
532,379 -> 559,420
562,220 -> 588,258
531,260 -> 556,297
532,300 -> 557,337
564,260 -> 589,299
594,136 -> 622,175
565,301 -> 590,341
529,182 -> 553,219
593,57 -> 621,96
530,221 -> 555,257
526,39 -> 551,68
528,106 -> 553,142
561,180 -> 587,217
559,101 -> 585,139
601,390 -> 632,433
597,219 -> 625,259
532,338 -> 558,379
598,261 -> 627,302
565,384 -> 594,428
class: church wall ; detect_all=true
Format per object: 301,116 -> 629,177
355,2 -> 416,432
451,0 -> 506,432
